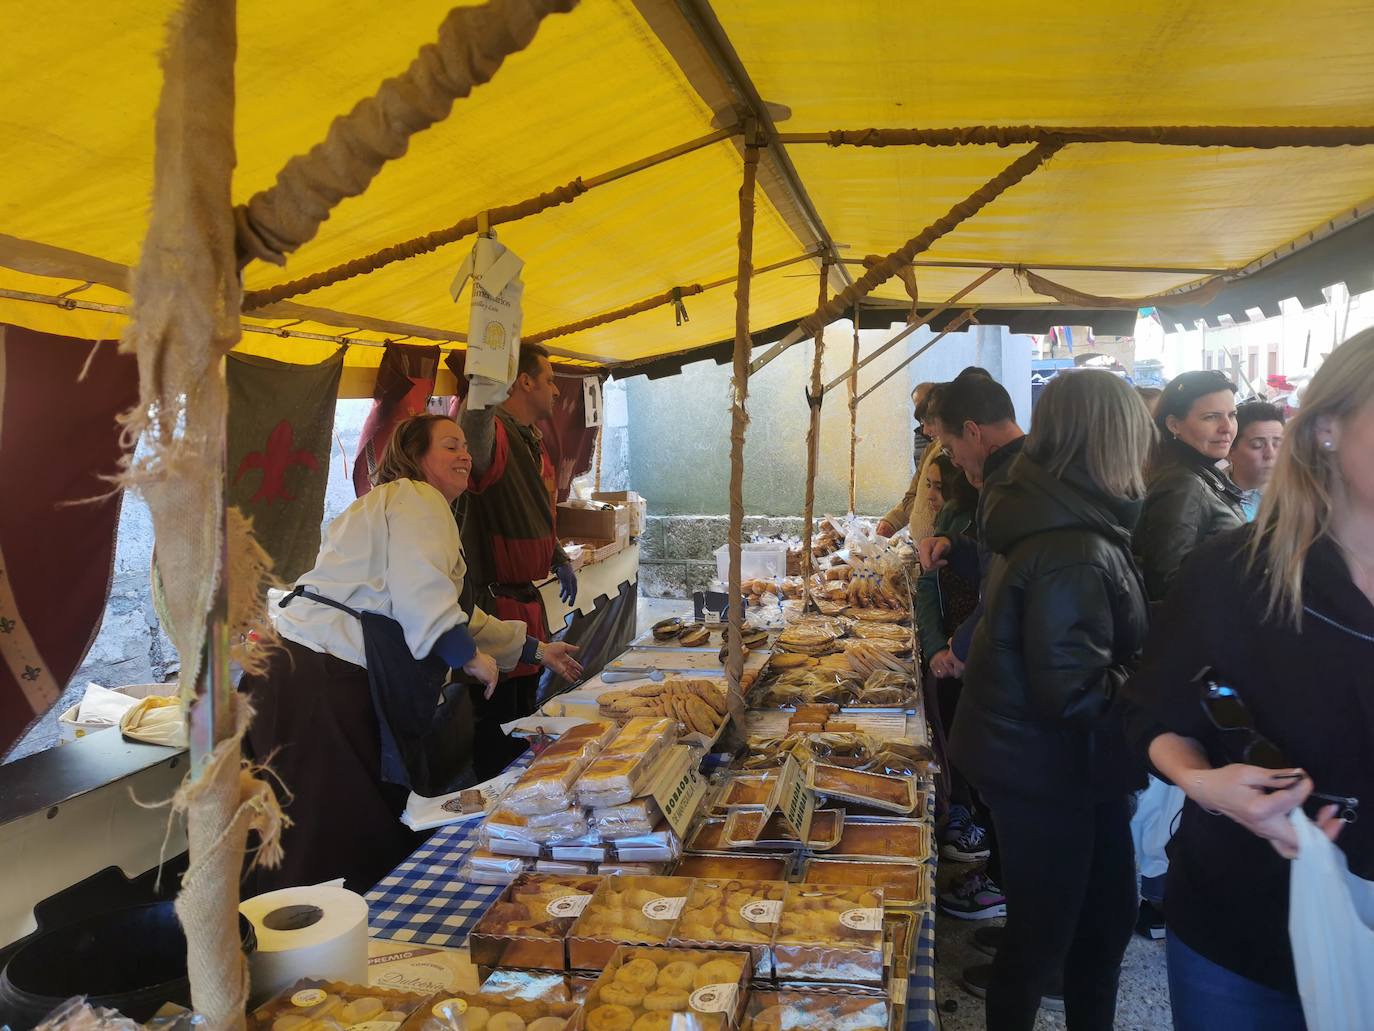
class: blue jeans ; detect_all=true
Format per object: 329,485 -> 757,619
1167,935 -> 1307,1031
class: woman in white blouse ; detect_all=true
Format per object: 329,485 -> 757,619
243,413 -> 581,892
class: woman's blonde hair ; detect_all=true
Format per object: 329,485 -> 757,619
1025,369 -> 1156,499
373,413 -> 454,487
1248,326 -> 1374,627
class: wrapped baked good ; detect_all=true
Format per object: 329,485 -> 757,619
470,873 -> 603,971
478,969 -> 573,1003
503,723 -> 618,817
611,823 -> 682,864
483,806 -> 589,847
581,946 -> 750,1031
744,990 -> 888,1031
806,764 -> 917,815
576,719 -> 679,809
718,809 -> 843,852
831,817 -> 930,863
247,979 -> 425,1031
460,849 -> 531,886
566,876 -> 692,970
673,854 -> 790,881
802,859 -> 928,909
672,878 -> 785,976
399,992 -> 577,1031
772,884 -> 886,986
709,771 -> 782,815
590,798 -> 663,840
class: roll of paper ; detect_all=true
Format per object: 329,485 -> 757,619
240,884 -> 369,1005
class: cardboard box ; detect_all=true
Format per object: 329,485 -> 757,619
592,491 -> 647,537
557,502 -> 630,543
58,682 -> 178,743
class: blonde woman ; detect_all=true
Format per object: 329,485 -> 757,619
1123,328 -> 1374,1030
948,370 -> 1154,1029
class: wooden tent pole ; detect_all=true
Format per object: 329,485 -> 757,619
820,269 -> 1000,395
777,125 -> 1374,148
800,262 -> 829,611
853,309 -> 978,406
726,137 -> 761,695
847,304 -> 860,514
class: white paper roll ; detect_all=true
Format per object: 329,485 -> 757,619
240,884 -> 369,1005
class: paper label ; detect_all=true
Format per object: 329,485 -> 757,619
648,745 -> 708,838
776,753 -> 816,841
740,899 -> 783,925
839,908 -> 885,931
291,989 -> 327,1008
689,983 -> 739,1014
547,894 -> 592,919
642,896 -> 687,921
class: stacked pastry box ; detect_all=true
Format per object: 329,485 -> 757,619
465,718 -> 710,884
467,871 -> 892,1028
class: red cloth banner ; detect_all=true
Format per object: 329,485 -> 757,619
0,325 -> 138,754
353,342 -> 440,497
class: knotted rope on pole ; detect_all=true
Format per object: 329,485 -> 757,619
726,143 -> 761,695
235,0 -> 578,269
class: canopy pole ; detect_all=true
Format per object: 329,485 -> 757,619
749,142 -> 1059,374
854,309 -> 978,407
847,304 -> 860,514
778,125 -> 1374,148
820,269 -> 1000,395
726,137 -> 761,695
593,423 -> 604,492
800,262 -> 829,612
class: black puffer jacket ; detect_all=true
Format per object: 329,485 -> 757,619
1134,436 -> 1246,602
949,454 -> 1149,802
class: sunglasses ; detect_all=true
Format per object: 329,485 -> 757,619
1197,669 -> 1359,823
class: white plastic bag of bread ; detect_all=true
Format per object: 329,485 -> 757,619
575,719 -> 679,809
503,723 -> 619,817
580,946 -> 751,1031
247,978 -> 427,1030
589,798 -> 663,839
566,875 -> 692,971
771,884 -> 886,986
482,806 -> 589,848
743,990 -> 888,1031
399,991 -> 577,1031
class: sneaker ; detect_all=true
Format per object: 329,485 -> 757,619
941,818 -> 992,862
1136,899 -> 1167,940
960,963 -> 1065,1013
972,924 -> 1004,957
941,803 -> 973,838
938,871 -> 1007,920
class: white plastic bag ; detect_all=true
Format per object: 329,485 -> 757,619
1288,808 -> 1374,1030
1131,774 -> 1184,880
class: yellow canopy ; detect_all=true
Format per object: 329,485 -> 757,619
3,0 -> 1373,390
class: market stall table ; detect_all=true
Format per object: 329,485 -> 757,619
365,816 -> 938,1031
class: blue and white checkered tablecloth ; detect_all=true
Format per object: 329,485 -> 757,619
365,819 -> 938,1031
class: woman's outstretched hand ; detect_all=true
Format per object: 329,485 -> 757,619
540,642 -> 583,681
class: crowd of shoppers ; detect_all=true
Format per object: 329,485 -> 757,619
914,328 -> 1374,1030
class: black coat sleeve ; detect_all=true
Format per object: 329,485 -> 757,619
1020,561 -> 1129,726
1135,477 -> 1206,601
1120,539 -> 1239,779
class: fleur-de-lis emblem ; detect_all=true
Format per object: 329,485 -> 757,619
0,616 -> 14,634
21,665 -> 41,681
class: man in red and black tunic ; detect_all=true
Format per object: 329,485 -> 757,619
458,342 -> 579,777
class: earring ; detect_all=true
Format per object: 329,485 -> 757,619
1322,439 -> 1336,451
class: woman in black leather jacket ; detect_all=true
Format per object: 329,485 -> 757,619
1133,370 -> 1246,602
949,370 -> 1153,1031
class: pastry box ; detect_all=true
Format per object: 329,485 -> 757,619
577,946 -> 751,1031
771,884 -> 886,986
469,873 -> 603,971
566,876 -> 693,971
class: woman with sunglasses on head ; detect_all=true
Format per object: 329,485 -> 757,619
1123,328 -> 1374,1030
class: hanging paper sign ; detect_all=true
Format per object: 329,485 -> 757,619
582,377 -> 603,428
451,234 -> 524,410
